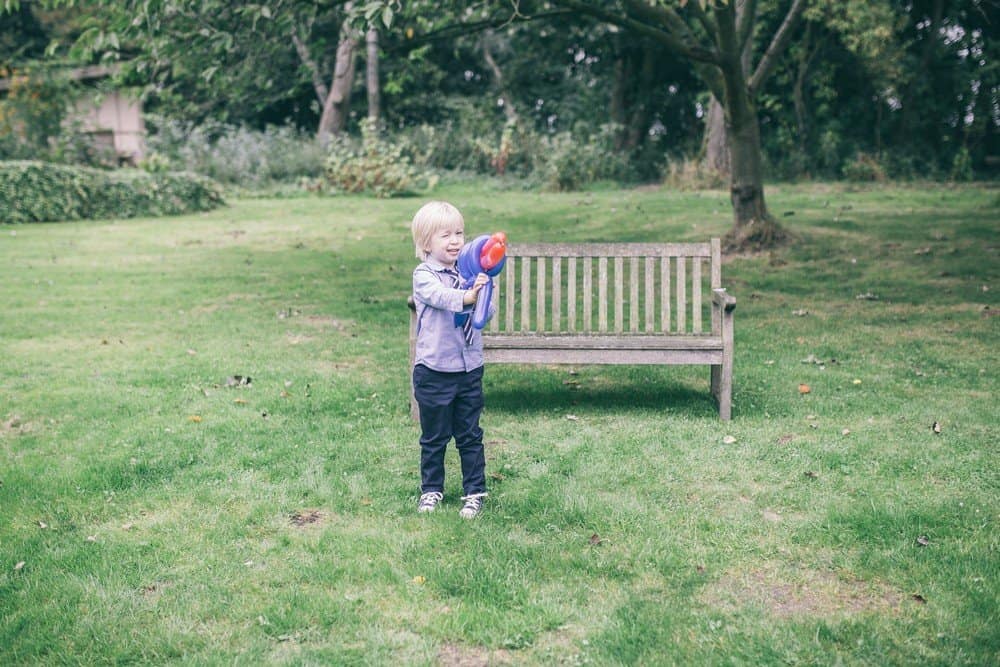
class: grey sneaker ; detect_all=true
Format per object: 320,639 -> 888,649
417,491 -> 443,513
459,493 -> 486,519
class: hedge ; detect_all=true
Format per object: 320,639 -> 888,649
0,161 -> 225,223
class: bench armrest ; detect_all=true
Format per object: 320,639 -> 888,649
712,288 -> 736,312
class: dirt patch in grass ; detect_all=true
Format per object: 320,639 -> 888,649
1,415 -> 35,437
289,509 -> 327,527
438,643 -> 512,667
703,565 -> 905,618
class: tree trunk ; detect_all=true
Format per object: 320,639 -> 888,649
624,46 -> 654,150
609,48 -> 629,150
317,17 -> 358,143
366,27 -> 381,123
722,83 -> 785,250
703,95 -> 730,176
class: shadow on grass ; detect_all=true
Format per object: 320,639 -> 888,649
485,367 -> 719,417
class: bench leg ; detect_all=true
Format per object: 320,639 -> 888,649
711,365 -> 721,400
716,353 -> 733,420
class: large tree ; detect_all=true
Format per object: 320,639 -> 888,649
543,0 -> 808,249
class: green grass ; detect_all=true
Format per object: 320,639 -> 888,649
2,181 -> 998,665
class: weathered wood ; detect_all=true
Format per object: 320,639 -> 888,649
509,243 -> 712,257
537,256 -> 546,332
693,257 -> 702,334
552,257 -> 562,332
408,238 -> 736,419
676,256 -> 687,333
567,257 -> 577,333
520,256 -> 531,332
614,256 -> 624,334
645,257 -> 655,333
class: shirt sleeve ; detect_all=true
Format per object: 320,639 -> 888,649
413,266 -> 467,313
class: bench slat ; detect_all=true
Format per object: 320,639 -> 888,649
483,334 -> 723,350
567,257 -> 577,333
629,256 -> 639,333
645,257 -> 655,333
693,257 -> 702,334
508,243 -> 712,257
520,256 -> 531,332
598,257 -> 608,332
552,257 -> 561,333
583,257 -> 592,332
676,256 -> 686,333
503,256 -> 515,331
614,256 -> 624,334
536,256 -> 546,332
661,256 -> 670,333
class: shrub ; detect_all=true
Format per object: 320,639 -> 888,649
0,160 -> 224,223
842,153 -> 887,182
144,118 -> 326,188
662,157 -> 728,190
323,120 -> 437,197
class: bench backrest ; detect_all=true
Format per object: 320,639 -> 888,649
487,239 -> 723,336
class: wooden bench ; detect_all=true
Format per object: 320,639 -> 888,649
409,238 -> 736,419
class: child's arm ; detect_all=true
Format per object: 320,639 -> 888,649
413,268 -> 482,312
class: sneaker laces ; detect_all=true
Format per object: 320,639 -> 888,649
418,491 -> 443,509
460,493 -> 486,511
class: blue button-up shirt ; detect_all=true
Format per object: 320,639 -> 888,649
412,260 -> 495,372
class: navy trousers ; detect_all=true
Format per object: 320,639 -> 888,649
412,364 -> 487,496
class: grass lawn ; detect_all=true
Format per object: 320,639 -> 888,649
1,181 -> 997,665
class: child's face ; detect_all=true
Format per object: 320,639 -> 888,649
425,222 -> 465,268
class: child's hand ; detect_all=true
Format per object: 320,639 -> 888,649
463,273 -> 489,304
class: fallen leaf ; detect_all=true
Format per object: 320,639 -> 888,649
792,309 -> 809,316
911,594 -> 927,604
916,535 -> 930,547
565,414 -> 579,421
38,521 -> 47,529
913,247 -> 931,255
764,359 -> 775,365
722,435 -> 737,444
122,523 -> 134,531
777,434 -> 794,445
841,428 -> 851,436
412,575 -> 426,585
86,535 -> 97,542
852,379 -> 862,385
187,349 -> 197,355
488,472 -> 505,481
806,414 -> 817,420
798,384 -> 811,394
855,292 -> 879,300
188,415 -> 202,423
932,421 -> 942,434
14,561 -> 25,571
804,471 -> 818,479
233,398 -> 247,405
244,560 -> 254,567
696,564 -> 706,574
588,533 -> 603,546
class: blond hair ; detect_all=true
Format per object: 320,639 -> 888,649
411,201 -> 464,259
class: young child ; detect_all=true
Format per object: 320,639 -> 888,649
410,201 -> 493,518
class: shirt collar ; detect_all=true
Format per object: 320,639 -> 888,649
424,258 -> 458,273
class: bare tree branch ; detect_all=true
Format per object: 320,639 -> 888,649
749,0 -> 809,95
291,21 -> 328,105
553,0 -> 721,65
737,0 -> 759,52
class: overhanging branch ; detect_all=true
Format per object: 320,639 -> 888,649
749,0 -> 808,95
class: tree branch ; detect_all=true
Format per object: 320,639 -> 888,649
291,22 -> 328,105
553,0 -> 720,65
386,11 -> 573,53
736,0 -> 759,52
749,0 -> 808,95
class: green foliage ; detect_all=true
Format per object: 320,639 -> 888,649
0,160 -> 224,223
950,147 -> 974,183
536,124 -> 635,191
841,153 -> 886,182
323,120 -> 436,197
0,67 -> 72,160
144,117 -> 327,188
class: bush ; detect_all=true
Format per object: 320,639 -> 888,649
144,118 -> 326,188
323,120 -> 437,197
841,153 -> 887,182
0,161 -> 225,223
